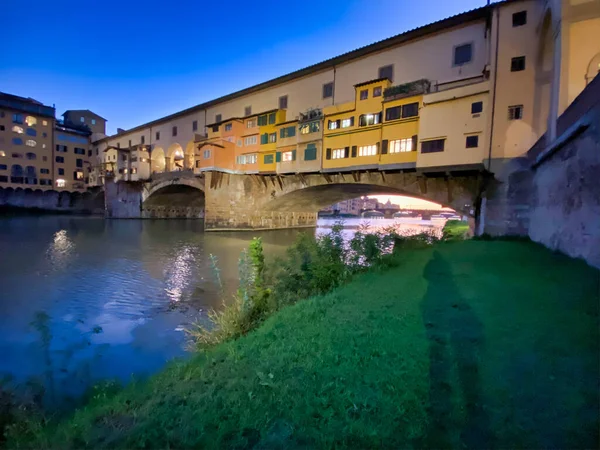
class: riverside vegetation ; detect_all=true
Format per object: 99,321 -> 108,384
3,221 -> 599,449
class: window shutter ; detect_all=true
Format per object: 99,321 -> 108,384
344,146 -> 350,158
381,140 -> 388,155
351,145 -> 357,157
336,119 -> 341,129
326,148 -> 331,160
280,129 -> 285,139
276,152 -> 281,163
412,135 -> 418,151
375,142 -> 380,154
292,149 -> 296,161
350,116 -> 355,126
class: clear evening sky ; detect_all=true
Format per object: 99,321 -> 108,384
2,0 -> 498,135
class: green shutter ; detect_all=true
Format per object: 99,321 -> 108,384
381,140 -> 388,155
260,133 -> 268,145
412,135 -> 418,151
289,126 -> 296,137
304,144 -> 317,161
291,149 -> 296,161
376,142 -> 380,154
276,152 -> 281,163
264,154 -> 274,164
351,145 -> 357,157
326,148 -> 332,160
280,129 -> 285,139
344,146 -> 350,158
268,112 -> 276,124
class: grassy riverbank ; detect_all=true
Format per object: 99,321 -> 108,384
7,240 -> 599,448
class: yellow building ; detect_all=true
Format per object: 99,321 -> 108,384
256,109 -> 286,173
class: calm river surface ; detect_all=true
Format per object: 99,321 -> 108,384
0,215 -> 441,401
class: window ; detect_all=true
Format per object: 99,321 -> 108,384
0,176 -> 7,182
225,123 -> 232,131
203,149 -> 211,159
402,103 -> 419,118
25,140 -> 36,147
12,138 -> 23,145
56,179 -> 66,187
91,119 -> 96,125
74,147 -> 86,155
304,144 -> 317,161
341,117 -> 354,128
247,118 -> 257,128
471,101 -> 483,114
360,89 -> 368,100
215,114 -> 222,123
0,151 -> 4,156
26,128 -> 36,136
453,43 -> 473,66
513,10 -> 527,27
26,152 -> 36,160
12,126 -> 24,134
56,156 -> 64,163
260,133 -> 269,145
268,112 -> 276,124
373,86 -> 382,97
389,138 -> 413,153
56,144 -> 67,152
323,82 -> 334,99
0,164 -> 6,170
258,115 -> 268,126
40,168 -> 49,174
131,167 -> 137,174
172,126 -> 177,137
245,106 -> 252,117
58,168 -> 65,175
282,150 -> 295,162
0,125 -> 4,130
358,113 -> 381,127
385,106 -> 401,121
379,64 -> 394,82
42,132 -> 47,138
117,142 -> 120,148
280,126 -> 296,139
39,179 -> 51,185
25,116 -> 37,126
74,171 -> 84,180
141,135 -> 145,144
268,133 -> 277,143
128,139 -> 132,148
80,117 -> 85,123
244,135 -> 258,146
508,105 -> 523,120
43,156 -> 47,161
13,114 -> 23,124
121,154 -> 127,161
466,135 -> 479,148
328,120 -> 339,130
300,121 -> 320,134
358,144 -> 377,156
263,154 -> 274,164
156,131 -> 160,140
211,125 -> 219,133
279,95 -> 288,109
76,158 -> 83,168
237,139 -> 242,147
193,120 -> 198,131
331,148 -> 346,159
11,153 -> 23,158
511,56 -> 526,72
42,120 -> 48,126
421,139 -> 445,153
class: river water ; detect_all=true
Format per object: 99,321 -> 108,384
0,215 -> 443,402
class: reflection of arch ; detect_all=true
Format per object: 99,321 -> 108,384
151,146 -> 166,173
185,141 -> 195,170
262,183 -> 465,215
586,53 -> 600,85
167,143 -> 185,172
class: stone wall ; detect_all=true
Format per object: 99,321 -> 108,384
0,186 -> 104,214
104,179 -> 143,219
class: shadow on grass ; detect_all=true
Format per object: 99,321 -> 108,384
419,250 -> 492,448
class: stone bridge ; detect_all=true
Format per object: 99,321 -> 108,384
105,168 -> 484,229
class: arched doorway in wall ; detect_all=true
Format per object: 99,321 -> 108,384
151,147 -> 166,173
185,141 -> 196,170
586,53 -> 600,85
167,143 -> 185,172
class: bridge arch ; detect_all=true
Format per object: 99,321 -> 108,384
141,177 -> 205,219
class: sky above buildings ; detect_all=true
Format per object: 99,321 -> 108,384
2,0 -> 498,135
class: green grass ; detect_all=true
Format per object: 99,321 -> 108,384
7,241 -> 599,449
442,219 -> 470,240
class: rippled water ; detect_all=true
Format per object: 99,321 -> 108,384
0,216 -> 299,400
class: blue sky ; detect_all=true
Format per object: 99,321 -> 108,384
2,0 -> 497,134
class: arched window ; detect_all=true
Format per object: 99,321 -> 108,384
26,152 -> 36,160
12,125 -> 24,134
11,164 -> 24,184
25,166 -> 37,185
25,116 -> 37,127
12,137 -> 23,145
26,140 -> 36,147
26,128 -> 37,136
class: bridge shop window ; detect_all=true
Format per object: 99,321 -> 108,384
327,147 -> 349,160
421,138 -> 445,154
247,118 -> 257,128
341,117 -> 354,128
225,123 -> 232,131
358,144 -> 377,156
389,138 -> 414,153
300,121 -> 320,134
279,95 -> 288,110
281,150 -> 295,162
304,144 -> 317,161
508,105 -> 523,120
402,102 -> 419,118
203,150 -> 211,159
258,115 -> 268,126
358,113 -> 381,127
280,126 -> 295,139
263,154 -> 274,164
268,133 -> 277,143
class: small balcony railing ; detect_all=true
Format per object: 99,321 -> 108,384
383,79 -> 432,101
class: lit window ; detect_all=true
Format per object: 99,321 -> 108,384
42,120 -> 48,126
300,121 -> 320,134
508,105 -> 523,120
328,120 -> 339,130
25,116 -> 37,127
358,145 -> 377,156
203,149 -> 211,159
12,126 -> 24,134
75,171 -> 84,180
341,117 -> 354,128
282,151 -> 294,162
131,167 -> 137,174
358,113 -> 381,127
0,151 -> 5,157
268,133 -> 277,143
247,119 -> 257,128
26,140 -> 36,147
389,138 -> 413,153
80,117 -> 85,123
331,148 -> 346,159
56,178 -> 66,187
244,135 -> 257,146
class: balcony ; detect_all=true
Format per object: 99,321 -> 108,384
299,108 -> 322,123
